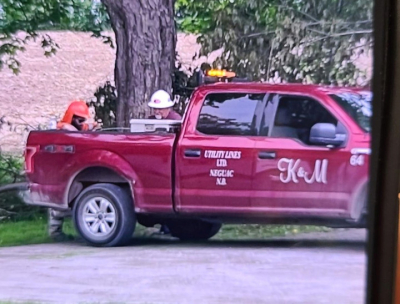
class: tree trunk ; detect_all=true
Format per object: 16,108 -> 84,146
102,0 -> 176,127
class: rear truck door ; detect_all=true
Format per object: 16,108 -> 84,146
252,93 -> 352,218
175,92 -> 267,214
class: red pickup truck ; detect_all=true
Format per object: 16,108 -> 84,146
23,82 -> 371,247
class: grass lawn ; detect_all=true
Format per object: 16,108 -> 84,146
215,224 -> 330,240
0,216 -> 76,247
0,217 -> 331,247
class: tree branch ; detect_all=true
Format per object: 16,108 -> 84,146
303,20 -> 372,27
0,208 -> 17,215
267,39 -> 275,78
329,30 -> 373,37
306,27 -> 330,36
238,31 -> 275,40
347,42 -> 372,52
0,183 -> 28,194
302,30 -> 373,45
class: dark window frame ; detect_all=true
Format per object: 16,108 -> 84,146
265,94 -> 349,148
195,92 -> 267,137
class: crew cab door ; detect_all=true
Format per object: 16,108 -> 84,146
175,92 -> 265,214
252,93 -> 352,217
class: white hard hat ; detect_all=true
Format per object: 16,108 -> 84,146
148,90 -> 174,109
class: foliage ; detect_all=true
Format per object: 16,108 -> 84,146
0,154 -> 43,221
87,81 -> 117,129
176,0 -> 373,85
0,0 -> 111,74
0,154 -> 24,184
1,0 -> 374,125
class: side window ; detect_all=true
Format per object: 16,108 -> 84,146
270,96 -> 340,145
196,93 -> 265,136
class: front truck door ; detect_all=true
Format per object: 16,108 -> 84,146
252,94 -> 352,219
175,92 -> 267,214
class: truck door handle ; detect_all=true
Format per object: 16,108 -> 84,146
184,149 -> 201,158
258,151 -> 276,159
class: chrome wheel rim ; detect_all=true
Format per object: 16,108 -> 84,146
81,196 -> 117,238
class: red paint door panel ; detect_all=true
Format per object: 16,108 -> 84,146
253,138 -> 350,215
175,92 -> 266,214
176,135 -> 256,213
251,94 -> 353,218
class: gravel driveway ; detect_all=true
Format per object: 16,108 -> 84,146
0,228 -> 367,304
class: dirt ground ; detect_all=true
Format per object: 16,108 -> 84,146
0,228 -> 367,304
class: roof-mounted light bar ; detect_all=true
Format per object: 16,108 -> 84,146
205,69 -> 236,78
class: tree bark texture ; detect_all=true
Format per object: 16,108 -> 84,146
102,0 -> 176,126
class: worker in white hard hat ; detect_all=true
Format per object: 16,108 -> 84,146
148,90 -> 182,120
147,90 -> 181,236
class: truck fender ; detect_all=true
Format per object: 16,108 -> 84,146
62,149 -> 141,207
349,177 -> 369,221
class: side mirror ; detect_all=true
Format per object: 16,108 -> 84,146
309,123 -> 346,147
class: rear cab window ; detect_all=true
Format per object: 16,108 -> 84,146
196,93 -> 266,136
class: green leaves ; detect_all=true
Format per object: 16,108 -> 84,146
0,0 -> 110,73
1,0 -> 373,86
177,0 -> 373,85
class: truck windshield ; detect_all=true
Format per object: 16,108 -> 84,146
329,92 -> 372,132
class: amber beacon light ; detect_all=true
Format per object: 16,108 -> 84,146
206,69 -> 236,78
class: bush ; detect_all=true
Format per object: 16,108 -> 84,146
0,154 -> 43,221
87,81 -> 117,128
0,154 -> 24,184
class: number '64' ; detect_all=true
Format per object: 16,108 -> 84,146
350,155 -> 365,166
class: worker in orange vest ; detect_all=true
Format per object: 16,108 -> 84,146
49,100 -> 98,241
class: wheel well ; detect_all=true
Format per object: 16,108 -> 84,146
68,166 -> 131,207
349,180 -> 369,221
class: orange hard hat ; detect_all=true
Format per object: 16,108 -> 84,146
60,101 -> 90,124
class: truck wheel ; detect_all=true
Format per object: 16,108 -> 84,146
73,183 -> 135,247
168,220 -> 221,241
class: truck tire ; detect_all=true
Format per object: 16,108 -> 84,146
72,183 -> 136,247
168,220 -> 221,241
350,183 -> 368,227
